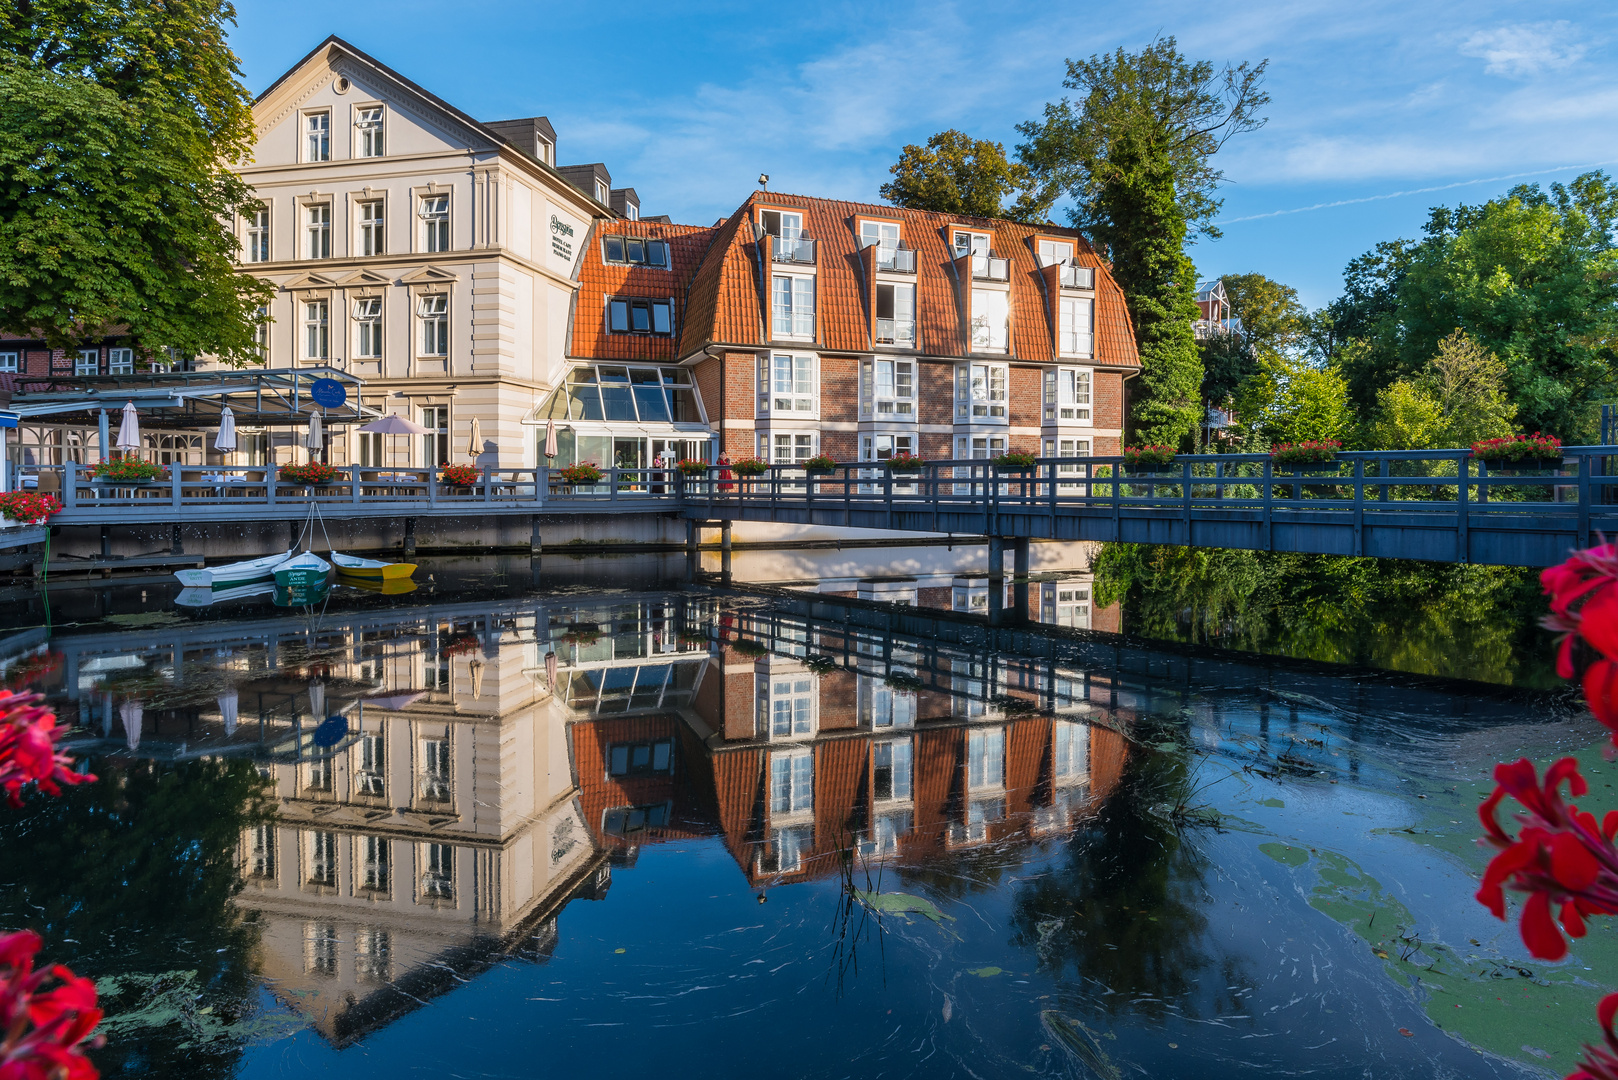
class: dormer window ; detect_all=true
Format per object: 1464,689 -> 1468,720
607,297 -> 674,336
595,180 -> 608,203
536,137 -> 553,165
760,210 -> 803,243
952,230 -> 989,259
601,236 -> 669,268
1036,238 -> 1074,266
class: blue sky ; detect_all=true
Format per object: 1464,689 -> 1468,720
231,0 -> 1618,309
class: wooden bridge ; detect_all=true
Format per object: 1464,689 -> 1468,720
13,449 -> 1616,578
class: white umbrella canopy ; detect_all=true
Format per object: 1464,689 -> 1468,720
465,417 -> 481,458
214,407 -> 237,453
304,411 -> 324,452
469,658 -> 484,699
544,420 -> 558,459
218,690 -> 239,736
115,401 -> 141,452
120,700 -> 143,751
544,650 -> 557,689
308,682 -> 326,716
357,413 -> 429,436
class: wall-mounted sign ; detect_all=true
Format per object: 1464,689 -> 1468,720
310,378 -> 347,409
550,214 -> 575,260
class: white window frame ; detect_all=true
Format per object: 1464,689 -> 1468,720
108,347 -> 134,375
758,673 -> 817,740
952,230 -> 990,258
955,362 -> 1008,421
353,297 -> 383,359
970,288 -> 1009,352
305,203 -> 331,260
758,353 -> 816,417
860,358 -> 915,419
874,282 -> 915,347
253,306 -> 270,361
355,105 -> 385,158
873,738 -> 914,802
860,676 -> 916,729
417,294 -> 449,357
763,431 -> 816,465
303,300 -> 330,360
74,349 -> 99,376
419,842 -> 454,901
419,194 -> 450,253
357,834 -> 390,892
859,432 -> 916,493
1058,296 -> 1094,358
304,111 -> 331,163
245,208 -> 270,263
357,198 -> 385,257
967,728 -> 1006,792
1043,368 -> 1092,424
761,210 -> 804,244
771,274 -> 815,340
860,220 -> 900,259
0,352 -> 16,374
768,747 -> 814,817
1036,238 -> 1075,267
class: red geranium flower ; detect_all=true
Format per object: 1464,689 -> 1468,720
1541,543 -> 1618,742
1570,993 -> 1618,1080
0,691 -> 94,808
0,930 -> 103,1079
1475,757 -> 1618,960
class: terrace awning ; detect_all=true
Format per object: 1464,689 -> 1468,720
7,367 -> 378,428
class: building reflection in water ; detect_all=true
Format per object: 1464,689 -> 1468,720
39,588 -> 1131,1048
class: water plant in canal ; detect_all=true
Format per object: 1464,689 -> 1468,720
0,690 -> 92,807
0,929 -> 104,1079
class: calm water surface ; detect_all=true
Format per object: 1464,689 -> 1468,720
0,552 -> 1606,1079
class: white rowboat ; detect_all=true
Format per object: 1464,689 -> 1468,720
273,551 -> 333,589
174,550 -> 295,590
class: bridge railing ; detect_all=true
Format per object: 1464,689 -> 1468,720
671,448 -> 1618,518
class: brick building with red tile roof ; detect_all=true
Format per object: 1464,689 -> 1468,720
545,191 -> 1137,474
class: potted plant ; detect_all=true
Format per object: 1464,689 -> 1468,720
0,492 -> 62,525
804,455 -> 837,474
278,462 -> 340,486
557,462 -> 603,486
442,633 -> 482,656
562,625 -> 601,646
885,452 -> 926,472
89,459 -> 166,483
1471,433 -> 1563,472
439,464 -> 480,489
884,671 -> 926,692
1122,446 -> 1176,473
676,458 -> 709,477
1269,440 -> 1342,474
803,654 -> 839,675
991,451 -> 1037,472
731,457 -> 768,478
731,637 -> 768,657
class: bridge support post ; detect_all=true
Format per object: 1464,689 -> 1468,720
720,520 -> 732,580
170,523 -> 183,556
530,515 -> 543,557
404,517 -> 417,559
100,525 -> 111,559
1012,537 -> 1030,624
987,535 -> 1005,627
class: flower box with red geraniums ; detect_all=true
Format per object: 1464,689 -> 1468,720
0,491 -> 62,525
279,462 -> 340,486
1270,440 -> 1341,471
885,452 -> 926,472
992,452 -> 1038,471
731,458 -> 768,477
442,633 -> 482,656
89,459 -> 166,483
563,627 -> 601,646
676,459 -> 709,477
439,464 -> 480,487
557,463 -> 603,485
804,455 -> 838,474
1122,446 -> 1177,470
1472,433 -> 1563,470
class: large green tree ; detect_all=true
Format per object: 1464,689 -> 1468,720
0,0 -> 272,363
1018,39 -> 1269,446
1331,172 -> 1618,440
880,129 -> 1050,221
1199,272 -> 1309,407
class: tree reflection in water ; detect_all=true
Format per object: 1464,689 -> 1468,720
1011,733 -> 1247,1023
0,756 -> 275,1078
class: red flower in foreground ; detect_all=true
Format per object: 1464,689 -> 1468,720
1570,993 -> 1618,1080
0,691 -> 94,808
1541,543 -> 1618,742
1476,757 -> 1618,960
0,930 -> 102,1079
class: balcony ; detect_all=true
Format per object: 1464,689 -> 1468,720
771,235 -> 817,265
1058,265 -> 1095,289
875,318 -> 916,347
873,246 -> 917,273
970,253 -> 1009,281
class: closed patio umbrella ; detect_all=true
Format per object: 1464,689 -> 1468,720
218,690 -> 239,736
544,420 -> 558,459
469,658 -> 484,699
465,417 -> 481,459
214,407 -> 237,453
115,401 -> 141,452
304,411 -> 323,459
544,650 -> 557,690
308,681 -> 325,717
120,700 -> 142,751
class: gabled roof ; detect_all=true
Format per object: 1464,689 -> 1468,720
669,191 -> 1138,366
571,221 -> 720,362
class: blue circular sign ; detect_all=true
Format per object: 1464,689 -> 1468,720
312,714 -> 347,748
310,378 -> 347,409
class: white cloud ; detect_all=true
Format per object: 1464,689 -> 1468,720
1460,20 -> 1587,78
